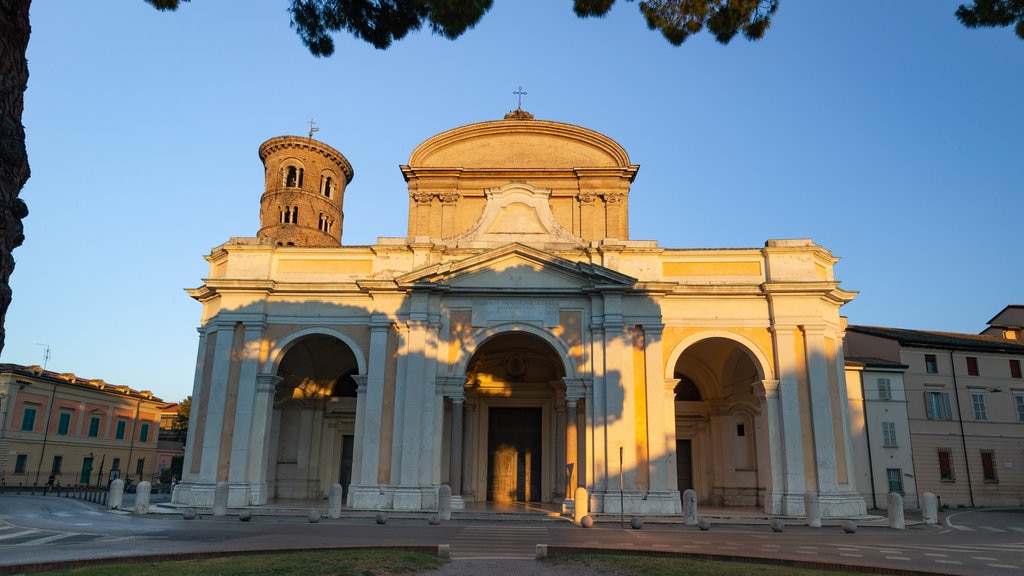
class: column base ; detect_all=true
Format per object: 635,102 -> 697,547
347,485 -> 391,510
588,490 -> 681,515
765,491 -> 866,517
393,486 -> 437,511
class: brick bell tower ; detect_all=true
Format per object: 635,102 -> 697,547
257,134 -> 354,247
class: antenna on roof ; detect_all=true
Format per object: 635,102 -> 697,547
35,343 -> 50,370
307,118 -> 319,139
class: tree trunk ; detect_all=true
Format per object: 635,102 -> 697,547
0,0 -> 32,354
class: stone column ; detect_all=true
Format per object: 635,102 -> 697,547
563,377 -> 588,495
247,373 -> 282,505
771,326 -> 807,515
555,400 -> 567,500
448,396 -> 464,496
642,325 -> 673,496
229,322 -> 266,504
196,320 -> 237,484
753,379 -> 781,514
349,315 -> 390,509
663,377 -> 680,496
804,326 -> 838,494
565,398 -> 578,498
394,305 -> 432,510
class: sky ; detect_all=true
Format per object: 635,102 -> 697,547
3,1 -> 1022,403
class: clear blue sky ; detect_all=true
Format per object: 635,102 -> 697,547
3,1 -> 1021,402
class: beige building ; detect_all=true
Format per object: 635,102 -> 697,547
0,363 -> 164,489
846,318 -> 1024,508
176,111 -> 866,517
844,356 -> 917,509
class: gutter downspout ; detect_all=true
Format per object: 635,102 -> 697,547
858,371 -> 878,510
950,351 -> 975,507
33,382 -> 59,485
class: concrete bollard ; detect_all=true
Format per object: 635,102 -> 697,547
573,486 -> 589,525
804,491 -> 821,528
239,509 -> 252,522
133,481 -> 152,515
535,544 -> 548,559
328,483 -> 344,519
841,520 -> 857,534
580,515 -> 594,528
630,517 -> 643,529
438,484 -> 452,521
922,492 -> 938,525
770,518 -> 785,532
375,511 -> 388,525
888,492 -> 905,530
697,517 -> 711,531
307,509 -> 321,523
107,479 -> 124,510
683,489 -> 698,526
213,481 -> 229,517
437,544 -> 450,559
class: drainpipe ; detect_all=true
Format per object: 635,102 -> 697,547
33,381 -> 59,485
126,399 -> 141,483
859,371 -> 878,510
950,351 -> 974,507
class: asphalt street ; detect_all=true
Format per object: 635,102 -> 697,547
1,493 -> 1022,575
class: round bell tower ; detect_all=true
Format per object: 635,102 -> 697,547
257,135 -> 354,247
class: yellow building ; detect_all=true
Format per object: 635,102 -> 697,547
0,363 -> 163,489
177,111 -> 865,517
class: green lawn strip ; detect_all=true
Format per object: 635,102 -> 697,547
30,549 -> 445,576
549,554 -> 869,575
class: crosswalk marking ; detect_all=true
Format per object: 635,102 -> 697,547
450,525 -> 549,559
0,529 -> 39,541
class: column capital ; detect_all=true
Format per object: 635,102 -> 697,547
351,374 -> 369,396
437,376 -> 469,400
753,379 -> 779,400
255,373 -> 284,394
664,378 -> 681,397
562,377 -> 590,402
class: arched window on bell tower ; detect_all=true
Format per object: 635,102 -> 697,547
284,166 -> 304,188
321,175 -> 334,198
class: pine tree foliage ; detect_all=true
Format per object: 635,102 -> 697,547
956,0 -> 1024,39
289,0 -> 495,56
576,1 -> 778,46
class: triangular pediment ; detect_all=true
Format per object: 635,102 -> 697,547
396,244 -> 636,292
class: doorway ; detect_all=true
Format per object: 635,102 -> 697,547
676,439 -> 693,496
487,407 -> 542,503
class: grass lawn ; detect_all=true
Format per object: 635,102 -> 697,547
30,550 -> 870,575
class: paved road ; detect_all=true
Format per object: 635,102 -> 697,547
1,494 -> 1023,575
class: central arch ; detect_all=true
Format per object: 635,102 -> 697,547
460,330 -> 568,504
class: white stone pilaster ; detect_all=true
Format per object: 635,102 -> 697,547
247,373 -> 282,505
772,326 -> 806,515
198,320 -> 236,484
804,326 -> 838,494
229,323 -> 265,500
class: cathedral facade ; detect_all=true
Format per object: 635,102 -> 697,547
174,111 -> 866,517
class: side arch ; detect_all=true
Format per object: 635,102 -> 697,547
263,325 -> 368,376
664,330 -> 771,383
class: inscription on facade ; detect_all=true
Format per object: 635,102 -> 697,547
472,298 -> 560,327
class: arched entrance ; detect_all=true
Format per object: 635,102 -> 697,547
672,336 -> 764,507
269,334 -> 359,500
462,331 -> 567,504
